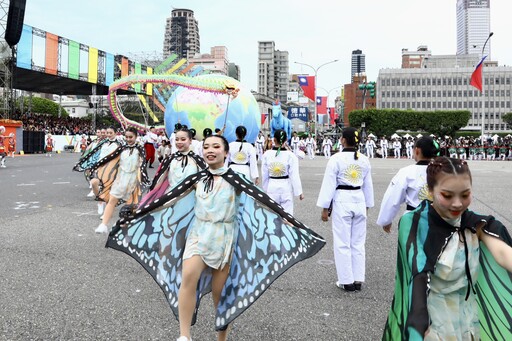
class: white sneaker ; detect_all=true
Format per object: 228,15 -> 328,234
97,202 -> 105,215
176,337 -> 192,341
0,164 -> 5,168
95,223 -> 109,234
87,190 -> 95,197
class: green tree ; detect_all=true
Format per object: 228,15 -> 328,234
17,97 -> 68,117
348,109 -> 470,137
502,112 -> 512,126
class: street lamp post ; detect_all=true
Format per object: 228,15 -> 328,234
480,32 -> 493,144
294,59 -> 339,138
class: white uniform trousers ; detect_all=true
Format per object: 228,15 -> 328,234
331,200 -> 367,285
307,145 -> 315,159
267,179 -> 294,215
394,148 -> 401,158
381,147 -> 388,158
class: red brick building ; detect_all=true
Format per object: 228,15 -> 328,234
342,74 -> 376,126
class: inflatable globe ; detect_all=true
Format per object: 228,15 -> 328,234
164,74 -> 261,143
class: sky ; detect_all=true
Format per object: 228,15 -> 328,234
23,0 -> 512,104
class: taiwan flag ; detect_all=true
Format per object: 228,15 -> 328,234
327,107 -> 337,125
298,75 -> 315,101
470,56 -> 487,92
316,96 -> 327,114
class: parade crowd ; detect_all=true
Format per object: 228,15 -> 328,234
66,122 -> 512,341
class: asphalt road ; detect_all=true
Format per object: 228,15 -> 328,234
1,152 -> 511,341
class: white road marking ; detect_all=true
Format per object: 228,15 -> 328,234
72,211 -> 97,217
17,183 -> 35,186
53,182 -> 70,185
14,201 -> 40,210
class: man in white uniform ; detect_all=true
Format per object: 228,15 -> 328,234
305,134 -> 316,159
317,127 -> 374,292
380,136 -> 389,159
392,139 -> 401,159
290,132 -> 300,156
255,131 -> 265,160
322,137 -> 333,159
365,137 -> 376,158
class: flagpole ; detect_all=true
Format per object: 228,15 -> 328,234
480,32 -> 493,144
294,60 -> 339,139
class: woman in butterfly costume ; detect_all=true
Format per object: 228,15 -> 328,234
106,134 -> 325,341
383,157 -> 512,340
92,127 -> 150,234
139,127 -> 207,207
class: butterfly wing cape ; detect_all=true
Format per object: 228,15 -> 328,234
89,144 -> 150,205
106,169 -> 325,331
72,139 -> 107,173
383,201 -> 512,340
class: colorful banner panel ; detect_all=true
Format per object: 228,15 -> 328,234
105,53 -> 114,86
146,67 -> 153,95
88,47 -> 98,83
45,33 -> 58,75
134,62 -> 141,92
68,41 -> 80,80
17,25 -> 33,70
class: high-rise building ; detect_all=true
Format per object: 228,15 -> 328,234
163,9 -> 200,60
456,0 -> 491,57
351,50 -> 366,79
257,41 -> 289,101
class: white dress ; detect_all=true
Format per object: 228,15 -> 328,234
110,147 -> 141,200
167,152 -> 201,189
183,168 -> 238,269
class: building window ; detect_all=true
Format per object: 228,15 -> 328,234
72,108 -> 75,113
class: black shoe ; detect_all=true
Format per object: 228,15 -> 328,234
148,165 -> 154,168
336,282 -> 356,292
354,282 -> 362,291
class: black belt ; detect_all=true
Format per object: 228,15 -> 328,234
406,204 -> 417,211
229,162 -> 249,166
336,185 -> 361,190
270,175 -> 289,179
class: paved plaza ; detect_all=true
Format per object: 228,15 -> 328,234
1,153 -> 511,340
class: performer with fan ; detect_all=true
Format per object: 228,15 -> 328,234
45,133 -> 54,157
383,157 -> 512,340
261,129 -> 303,214
106,134 -> 325,341
93,127 -> 149,234
228,125 -> 259,185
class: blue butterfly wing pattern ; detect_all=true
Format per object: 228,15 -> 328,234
215,172 -> 325,330
106,170 -> 325,331
106,172 -> 212,324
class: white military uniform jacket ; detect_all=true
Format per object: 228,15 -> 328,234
376,160 -> 431,227
316,149 -> 374,210
228,141 -> 259,182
